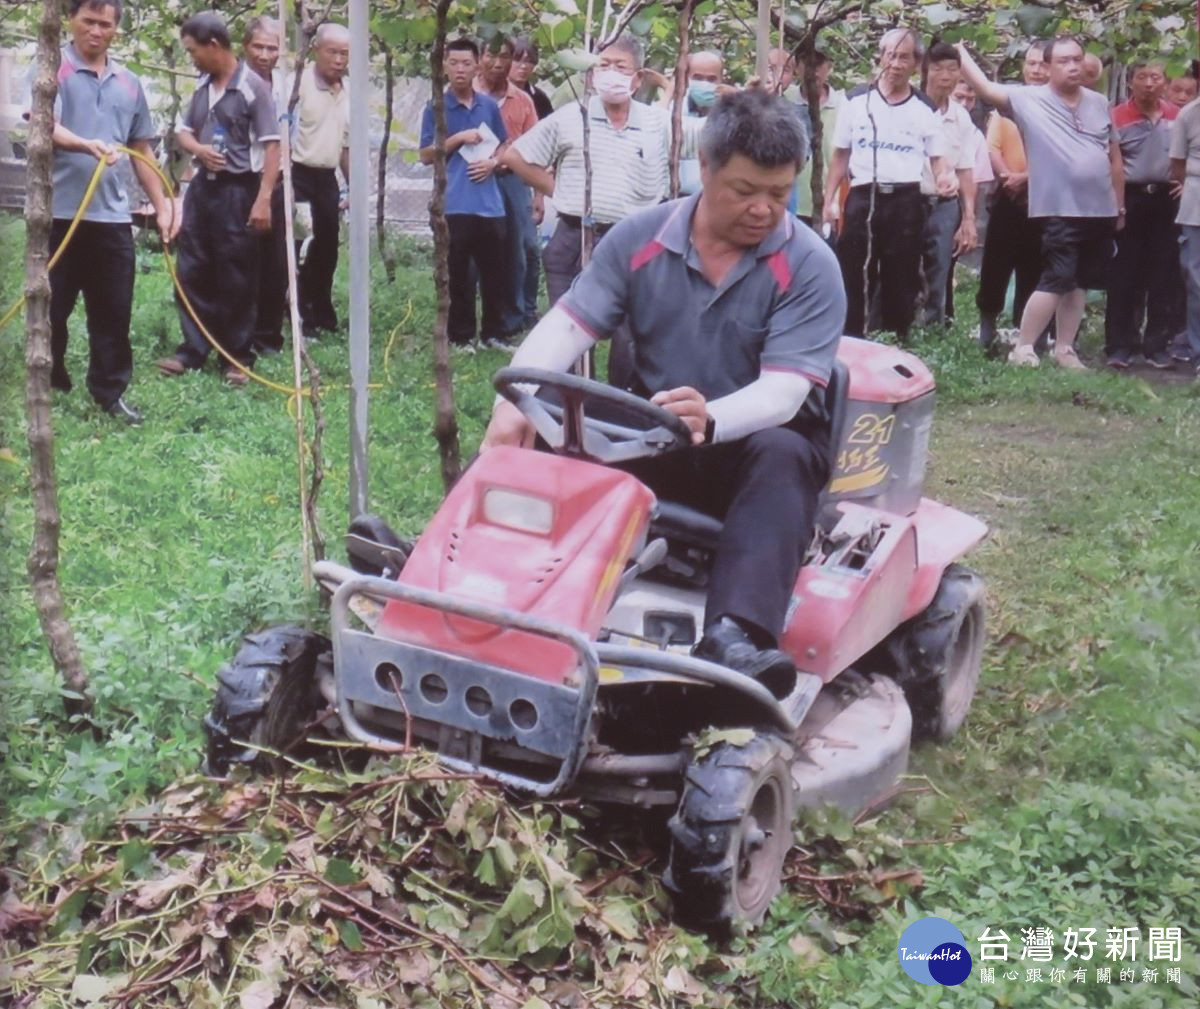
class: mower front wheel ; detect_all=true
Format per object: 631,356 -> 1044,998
203,625 -> 334,775
900,564 -> 986,743
665,733 -> 795,931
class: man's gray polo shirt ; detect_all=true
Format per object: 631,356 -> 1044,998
179,61 -> 279,176
52,44 -> 155,223
1005,83 -> 1117,218
558,192 -> 844,399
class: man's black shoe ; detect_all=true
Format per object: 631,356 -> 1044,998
51,369 -> 73,393
105,397 -> 143,426
977,314 -> 997,353
693,616 -> 797,700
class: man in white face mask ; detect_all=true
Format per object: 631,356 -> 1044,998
504,34 -> 670,305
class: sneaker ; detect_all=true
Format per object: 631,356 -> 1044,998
1054,345 -> 1088,371
223,366 -> 249,387
692,616 -> 797,700
1169,343 -> 1193,363
450,340 -> 477,355
1008,344 -> 1040,366
1145,351 -> 1173,369
104,397 -> 144,426
481,336 -> 516,353
1106,350 -> 1132,370
51,368 -> 73,393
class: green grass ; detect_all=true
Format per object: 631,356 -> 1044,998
2,216 -> 1199,1006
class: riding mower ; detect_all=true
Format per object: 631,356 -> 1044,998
204,336 -> 987,930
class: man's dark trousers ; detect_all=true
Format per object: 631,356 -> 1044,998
173,173 -> 261,368
621,425 -> 829,642
976,186 -> 1042,327
838,185 -> 925,338
447,214 -> 508,344
254,183 -> 287,353
292,162 -> 340,332
49,219 -> 135,408
1104,185 -> 1181,358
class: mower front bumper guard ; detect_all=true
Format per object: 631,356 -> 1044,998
319,566 -> 795,796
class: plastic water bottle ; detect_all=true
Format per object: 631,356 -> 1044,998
207,123 -> 226,180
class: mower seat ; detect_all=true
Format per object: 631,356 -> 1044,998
648,360 -> 851,557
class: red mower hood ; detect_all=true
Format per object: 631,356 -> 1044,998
377,447 -> 655,684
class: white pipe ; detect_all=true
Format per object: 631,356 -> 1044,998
347,0 -> 371,519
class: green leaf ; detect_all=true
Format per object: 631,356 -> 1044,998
324,857 -> 361,886
339,919 -> 365,951
598,897 -> 640,940
1015,4 -> 1058,36
474,849 -> 498,886
554,49 -> 596,73
260,842 -> 284,869
496,876 -> 545,927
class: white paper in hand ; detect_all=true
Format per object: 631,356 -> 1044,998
458,120 -> 500,164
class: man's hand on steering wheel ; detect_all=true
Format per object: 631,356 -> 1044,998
650,386 -> 709,445
481,399 -> 534,451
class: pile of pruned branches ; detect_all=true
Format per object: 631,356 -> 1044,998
1,752 -> 735,1008
1,749 -> 924,1008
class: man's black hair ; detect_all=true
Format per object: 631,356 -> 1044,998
1042,35 -> 1083,63
181,12 -> 232,50
69,0 -> 122,24
511,35 -> 539,64
446,36 -> 480,60
699,89 -> 808,172
926,41 -> 960,66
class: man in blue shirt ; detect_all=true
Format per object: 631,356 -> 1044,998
48,0 -> 175,424
420,37 -> 509,348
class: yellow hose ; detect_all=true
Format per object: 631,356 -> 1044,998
2,146 -> 383,399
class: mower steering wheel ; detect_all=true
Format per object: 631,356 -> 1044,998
493,367 -> 694,464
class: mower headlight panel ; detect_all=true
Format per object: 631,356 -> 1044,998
482,488 -> 555,535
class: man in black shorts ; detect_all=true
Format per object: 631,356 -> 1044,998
959,36 -> 1124,369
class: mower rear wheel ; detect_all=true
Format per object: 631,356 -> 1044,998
203,625 -> 334,775
899,564 -> 986,743
665,733 -> 795,931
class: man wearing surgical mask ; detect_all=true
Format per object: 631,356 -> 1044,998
504,34 -> 669,304
676,52 -> 724,194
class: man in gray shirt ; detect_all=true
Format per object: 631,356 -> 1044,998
959,36 -> 1124,369
483,92 -> 844,700
48,0 -> 175,424
156,12 -> 279,385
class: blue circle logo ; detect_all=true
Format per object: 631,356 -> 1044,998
898,916 -> 972,986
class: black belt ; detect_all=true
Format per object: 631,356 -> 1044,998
866,182 -> 921,195
559,213 -> 614,235
1127,182 -> 1171,195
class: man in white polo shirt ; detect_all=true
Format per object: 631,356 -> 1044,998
504,34 -> 669,305
824,28 -> 956,341
292,22 -> 350,338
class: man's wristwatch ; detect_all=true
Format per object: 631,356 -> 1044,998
704,416 -> 716,444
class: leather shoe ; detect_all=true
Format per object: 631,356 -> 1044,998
51,368 -> 73,393
105,397 -> 143,426
156,356 -> 188,376
692,616 -> 797,700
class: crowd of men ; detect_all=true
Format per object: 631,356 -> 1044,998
43,0 -> 1200,430
47,1 -> 350,422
